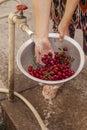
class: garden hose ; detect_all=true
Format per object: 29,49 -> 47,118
0,88 -> 48,130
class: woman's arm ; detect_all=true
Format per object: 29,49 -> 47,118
62,0 -> 80,25
58,0 -> 80,40
32,0 -> 51,39
32,0 -> 53,64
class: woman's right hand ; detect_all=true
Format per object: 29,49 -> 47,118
34,37 -> 54,64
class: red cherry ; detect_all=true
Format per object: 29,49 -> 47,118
48,52 -> 53,58
63,47 -> 68,51
28,47 -> 75,81
28,65 -> 33,72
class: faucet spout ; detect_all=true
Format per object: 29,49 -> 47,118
19,23 -> 34,37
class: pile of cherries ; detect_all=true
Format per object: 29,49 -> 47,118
28,47 -> 75,81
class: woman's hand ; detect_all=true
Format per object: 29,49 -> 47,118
58,0 -> 80,41
58,20 -> 69,41
34,37 -> 54,64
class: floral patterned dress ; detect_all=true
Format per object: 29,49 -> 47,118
51,0 -> 87,54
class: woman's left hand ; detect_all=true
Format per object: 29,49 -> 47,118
58,20 -> 69,41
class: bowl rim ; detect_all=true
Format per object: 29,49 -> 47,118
17,33 -> 85,84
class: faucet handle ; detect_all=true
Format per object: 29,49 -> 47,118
16,4 -> 28,11
16,4 -> 28,18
